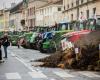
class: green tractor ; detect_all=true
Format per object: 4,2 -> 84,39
38,32 -> 56,53
29,26 -> 51,50
8,35 -> 19,46
38,30 -> 73,53
29,32 -> 39,49
20,32 -> 33,49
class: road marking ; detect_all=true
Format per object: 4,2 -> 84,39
10,53 -> 35,72
78,71 -> 100,78
50,79 -> 56,80
15,56 -> 34,71
53,71 -> 74,78
29,71 -> 47,78
6,72 -> 21,79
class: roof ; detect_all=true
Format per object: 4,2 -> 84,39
36,0 -> 63,9
10,1 -> 23,13
29,0 -> 48,3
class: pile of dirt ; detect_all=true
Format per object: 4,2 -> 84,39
74,30 -> 100,47
36,51 -> 65,68
35,30 -> 100,71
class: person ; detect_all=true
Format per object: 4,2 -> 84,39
0,38 -> 4,63
17,39 -> 20,48
2,34 -> 10,58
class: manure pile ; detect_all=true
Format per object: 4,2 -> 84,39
35,30 -> 100,71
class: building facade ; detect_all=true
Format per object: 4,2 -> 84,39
63,0 -> 100,22
25,0 -> 48,30
9,2 -> 23,31
36,0 -> 63,27
0,10 -> 4,31
0,9 -> 10,31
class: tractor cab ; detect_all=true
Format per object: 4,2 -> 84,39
96,16 -> 100,30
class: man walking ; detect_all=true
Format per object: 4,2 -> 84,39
2,34 -> 10,58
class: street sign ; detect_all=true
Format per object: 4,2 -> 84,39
61,38 -> 73,51
61,38 -> 67,51
75,48 -> 79,54
99,44 -> 100,50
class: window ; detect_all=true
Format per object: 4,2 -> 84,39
76,0 -> 79,6
58,7 -> 61,11
67,4 -> 69,9
28,9 -> 29,16
81,0 -> 83,4
64,6 -> 65,10
72,2 -> 73,7
30,8 -> 31,15
41,9 -> 43,14
33,7 -> 35,14
31,7 -> 34,15
86,10 -> 89,19
93,7 -> 96,14
71,14 -> 73,21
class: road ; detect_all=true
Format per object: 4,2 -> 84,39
0,46 -> 100,80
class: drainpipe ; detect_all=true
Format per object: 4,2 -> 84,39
77,0 -> 79,20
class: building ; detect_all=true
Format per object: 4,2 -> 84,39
63,0 -> 100,22
36,0 -> 63,27
4,9 -> 10,31
0,9 -> 10,31
25,0 -> 48,31
9,2 -> 24,31
0,10 -> 4,31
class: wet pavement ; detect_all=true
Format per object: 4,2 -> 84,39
0,46 -> 100,80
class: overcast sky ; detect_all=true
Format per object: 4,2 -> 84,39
0,0 -> 22,9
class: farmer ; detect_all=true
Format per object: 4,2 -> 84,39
17,39 -> 21,48
0,38 -> 4,63
2,34 -> 10,58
